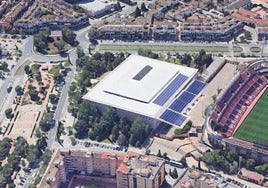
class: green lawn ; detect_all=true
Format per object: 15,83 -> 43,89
250,47 -> 261,53
234,89 -> 268,144
233,46 -> 243,53
99,44 -> 229,52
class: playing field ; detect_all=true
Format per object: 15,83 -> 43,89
234,89 -> 268,144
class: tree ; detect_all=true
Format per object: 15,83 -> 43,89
145,148 -> 151,155
134,7 -> 141,18
62,26 -> 77,46
181,53 -> 192,66
172,168 -> 178,178
41,149 -> 53,165
225,149 -> 238,163
246,158 -> 256,170
14,136 -> 28,157
129,117 -> 151,147
74,120 -> 89,139
35,127 -> 42,138
39,112 -> 54,132
0,61 -> 8,70
138,48 -> 158,59
118,133 -> 128,146
194,49 -> 213,71
33,28 -> 51,53
15,85 -> 23,95
8,183 -> 15,188
0,137 -> 12,160
244,31 -> 252,40
255,163 -> 268,175
163,152 -> 168,160
36,136 -> 47,151
76,46 -> 85,58
157,149 -> 162,157
7,152 -> 20,170
29,89 -> 39,101
111,125 -> 120,142
88,31 -> 97,45
55,41 -> 65,51
180,156 -> 187,167
141,2 -> 148,12
49,94 -> 58,104
5,108 -> 12,117
115,2 -> 122,10
26,145 -> 41,167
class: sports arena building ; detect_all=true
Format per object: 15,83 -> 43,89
209,59 -> 268,162
84,55 -> 206,129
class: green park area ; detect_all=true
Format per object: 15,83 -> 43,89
99,44 -> 229,53
34,27 -> 76,55
235,89 -> 268,144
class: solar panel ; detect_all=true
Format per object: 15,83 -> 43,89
160,109 -> 186,127
169,91 -> 196,112
186,80 -> 206,95
154,74 -> 188,106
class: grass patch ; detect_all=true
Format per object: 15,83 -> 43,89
235,89 -> 268,144
100,44 -> 229,53
250,47 -> 261,53
49,65 -> 60,76
233,46 -> 243,53
31,64 -> 41,74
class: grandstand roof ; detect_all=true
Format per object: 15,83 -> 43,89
83,55 -> 197,119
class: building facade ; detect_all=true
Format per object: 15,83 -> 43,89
39,149 -> 165,188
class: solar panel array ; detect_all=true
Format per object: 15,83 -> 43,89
186,80 -> 206,95
169,91 -> 195,113
160,109 -> 187,126
159,79 -> 206,127
153,74 -> 188,106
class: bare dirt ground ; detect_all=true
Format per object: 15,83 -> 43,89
8,105 -> 41,141
5,63 -> 55,144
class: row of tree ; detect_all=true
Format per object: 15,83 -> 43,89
201,149 -> 268,176
202,149 -> 239,174
74,102 -> 151,147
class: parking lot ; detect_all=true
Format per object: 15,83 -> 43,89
72,140 -> 128,153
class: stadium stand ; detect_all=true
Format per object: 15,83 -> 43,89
211,65 -> 268,138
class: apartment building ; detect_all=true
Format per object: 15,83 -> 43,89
93,24 -> 151,41
13,0 -> 88,34
39,149 -> 165,188
117,155 -> 165,188
2,0 -> 33,23
232,7 -> 268,40
180,15 -> 244,42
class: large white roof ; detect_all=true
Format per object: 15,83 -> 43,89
83,55 -> 197,118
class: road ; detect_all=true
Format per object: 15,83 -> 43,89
47,51 -> 77,149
